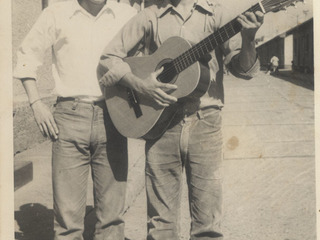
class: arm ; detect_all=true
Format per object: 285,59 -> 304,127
237,11 -> 264,71
14,8 -> 58,139
216,5 -> 263,79
21,78 -> 59,139
97,10 -> 177,107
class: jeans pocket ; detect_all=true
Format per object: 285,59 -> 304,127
200,110 -> 222,129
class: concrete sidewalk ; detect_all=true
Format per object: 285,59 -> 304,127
14,138 -> 146,240
14,71 -> 316,240
123,71 -> 316,240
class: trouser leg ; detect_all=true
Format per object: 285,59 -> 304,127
52,101 -> 92,240
145,123 -> 183,240
187,110 -> 224,240
90,104 -> 128,240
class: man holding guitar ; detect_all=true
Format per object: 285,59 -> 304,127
98,0 -> 263,239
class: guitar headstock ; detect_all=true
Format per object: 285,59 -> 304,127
261,0 -> 305,13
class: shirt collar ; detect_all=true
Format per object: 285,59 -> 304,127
157,0 -> 214,18
69,0 -> 112,19
157,2 -> 174,18
196,0 -> 215,15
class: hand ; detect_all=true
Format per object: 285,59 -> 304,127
134,67 -> 178,107
237,11 -> 264,41
31,100 -> 59,140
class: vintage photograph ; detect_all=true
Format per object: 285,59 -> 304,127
9,0 -> 316,239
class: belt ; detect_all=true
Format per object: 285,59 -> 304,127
172,105 -> 222,123
181,105 -> 222,117
57,96 -> 104,105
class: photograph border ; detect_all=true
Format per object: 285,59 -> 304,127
1,0 -> 319,239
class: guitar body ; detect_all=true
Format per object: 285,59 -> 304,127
103,0 -> 301,139
104,36 -> 210,139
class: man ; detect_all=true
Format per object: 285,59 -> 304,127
98,0 -> 263,239
14,0 -> 136,239
266,55 -> 279,74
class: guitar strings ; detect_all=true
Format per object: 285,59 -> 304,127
158,4 -> 262,80
166,0 -> 293,76
159,4 -> 261,78
157,0 -> 286,81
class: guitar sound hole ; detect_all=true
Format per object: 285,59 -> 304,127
157,61 -> 177,84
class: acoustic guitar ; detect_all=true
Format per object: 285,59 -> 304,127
104,0 -> 303,139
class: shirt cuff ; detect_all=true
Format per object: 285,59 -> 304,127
13,63 -> 37,80
228,53 -> 260,79
99,62 -> 132,87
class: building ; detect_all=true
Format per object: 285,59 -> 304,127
256,18 -> 313,73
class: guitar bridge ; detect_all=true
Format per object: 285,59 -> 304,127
127,89 -> 143,118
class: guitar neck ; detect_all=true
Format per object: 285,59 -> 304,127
172,3 -> 262,73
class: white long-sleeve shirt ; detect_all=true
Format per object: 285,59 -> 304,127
14,0 -> 137,98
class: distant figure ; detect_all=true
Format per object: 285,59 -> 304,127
266,55 -> 279,75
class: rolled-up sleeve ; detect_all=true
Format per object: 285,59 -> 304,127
220,36 -> 260,80
97,11 -> 151,87
13,8 -> 55,80
228,53 -> 260,79
216,4 -> 260,80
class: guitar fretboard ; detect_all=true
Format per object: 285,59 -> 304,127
172,4 -> 261,73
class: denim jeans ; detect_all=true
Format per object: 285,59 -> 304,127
52,99 -> 128,240
145,107 -> 223,240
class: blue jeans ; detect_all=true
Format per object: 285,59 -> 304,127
145,107 -> 223,240
52,99 -> 128,240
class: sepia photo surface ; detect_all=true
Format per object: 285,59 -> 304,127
1,0 -> 319,239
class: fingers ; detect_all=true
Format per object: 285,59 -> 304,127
33,103 -> 59,140
245,12 -> 258,23
154,99 -> 170,107
50,117 -> 59,136
157,82 -> 177,102
38,123 -> 45,136
48,117 -> 59,140
255,11 -> 264,23
237,14 -> 249,26
159,83 -> 178,91
147,68 -> 177,106
38,121 -> 49,138
237,10 -> 264,41
37,118 -> 59,140
238,13 -> 256,27
151,88 -> 176,105
246,11 -> 264,24
154,67 -> 164,76
153,68 -> 178,91
238,11 -> 264,27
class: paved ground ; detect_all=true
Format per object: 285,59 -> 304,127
14,71 -> 316,240
123,71 -> 316,240
14,138 -> 146,240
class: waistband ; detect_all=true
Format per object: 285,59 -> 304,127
57,96 -> 104,104
176,105 -> 222,121
56,96 -> 105,110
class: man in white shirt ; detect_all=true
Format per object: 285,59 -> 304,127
266,55 -> 279,75
14,0 -> 136,239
